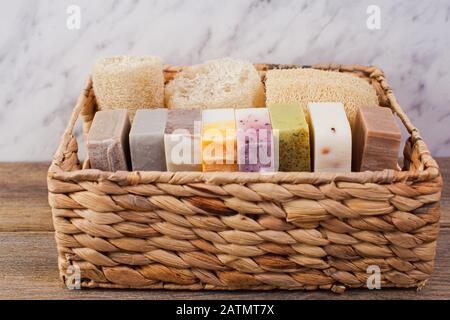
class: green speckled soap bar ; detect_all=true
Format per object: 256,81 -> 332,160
268,103 -> 311,172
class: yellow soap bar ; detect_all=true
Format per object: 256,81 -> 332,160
201,109 -> 237,172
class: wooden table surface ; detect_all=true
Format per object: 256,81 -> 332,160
1,160 -> 448,300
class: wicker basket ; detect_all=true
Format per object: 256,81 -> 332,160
47,64 -> 442,292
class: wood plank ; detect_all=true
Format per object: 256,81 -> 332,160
0,160 -> 449,232
0,231 -> 448,300
0,163 -> 53,232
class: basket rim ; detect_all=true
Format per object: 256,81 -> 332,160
48,63 -> 441,186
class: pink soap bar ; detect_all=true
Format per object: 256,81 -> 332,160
87,109 -> 131,171
235,108 -> 275,172
353,105 -> 401,171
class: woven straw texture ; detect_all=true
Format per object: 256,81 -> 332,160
48,64 -> 443,292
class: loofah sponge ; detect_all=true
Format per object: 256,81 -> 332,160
93,56 -> 165,117
265,68 -> 379,127
165,58 -> 265,109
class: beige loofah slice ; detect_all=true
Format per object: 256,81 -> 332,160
93,56 -> 165,117
165,58 -> 265,109
265,68 -> 379,127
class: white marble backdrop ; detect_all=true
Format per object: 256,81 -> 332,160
0,0 -> 449,161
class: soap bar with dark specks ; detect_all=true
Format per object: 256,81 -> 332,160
353,105 -> 401,172
87,109 -> 131,172
308,102 -> 352,173
235,108 -> 275,172
268,103 -> 310,172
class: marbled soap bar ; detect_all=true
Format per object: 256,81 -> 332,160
268,103 -> 310,172
87,109 -> 131,171
201,108 -> 237,172
235,108 -> 275,172
164,109 -> 202,172
129,109 -> 168,171
307,102 -> 352,172
353,105 -> 401,172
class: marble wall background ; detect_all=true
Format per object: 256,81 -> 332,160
0,0 -> 449,161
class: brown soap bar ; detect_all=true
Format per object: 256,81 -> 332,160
87,109 -> 131,171
353,106 -> 401,172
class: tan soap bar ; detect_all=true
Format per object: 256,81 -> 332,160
164,109 -> 202,172
308,102 -> 352,172
130,109 -> 168,171
87,109 -> 131,171
353,105 -> 401,171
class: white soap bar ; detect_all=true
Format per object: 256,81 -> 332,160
164,109 -> 202,172
307,102 -> 352,172
201,108 -> 237,172
130,109 -> 168,171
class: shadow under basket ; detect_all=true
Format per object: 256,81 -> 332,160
48,64 -> 443,292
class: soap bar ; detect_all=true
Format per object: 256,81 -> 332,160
235,108 -> 275,172
201,109 -> 237,172
307,102 -> 352,172
353,105 -> 401,171
87,109 -> 131,171
164,109 -> 202,172
268,103 -> 310,172
130,109 -> 168,171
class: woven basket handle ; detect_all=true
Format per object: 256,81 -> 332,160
364,66 -> 439,175
310,64 -> 440,177
49,77 -> 94,173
